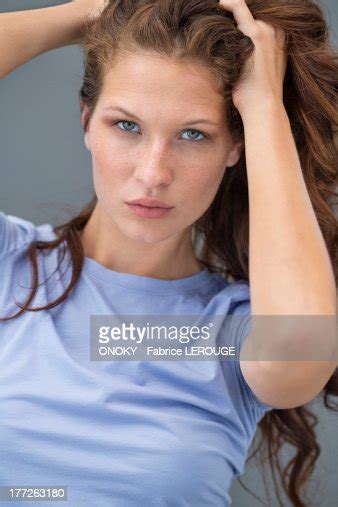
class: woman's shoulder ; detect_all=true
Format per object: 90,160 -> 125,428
207,271 -> 250,311
0,210 -> 55,258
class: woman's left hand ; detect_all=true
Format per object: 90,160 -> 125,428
219,0 -> 288,118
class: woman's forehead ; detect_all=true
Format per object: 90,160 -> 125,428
98,52 -> 227,120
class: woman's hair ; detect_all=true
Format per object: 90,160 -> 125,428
1,0 -> 337,504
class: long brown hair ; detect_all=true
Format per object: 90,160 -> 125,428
1,1 -> 337,505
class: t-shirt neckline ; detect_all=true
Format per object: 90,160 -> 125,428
82,256 -> 212,294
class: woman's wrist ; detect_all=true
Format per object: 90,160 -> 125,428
48,2 -> 90,48
239,97 -> 287,127
33,2 -> 95,51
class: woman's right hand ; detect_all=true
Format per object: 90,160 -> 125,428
73,0 -> 109,21
0,1 -> 107,79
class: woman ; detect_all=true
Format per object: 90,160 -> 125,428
0,0 -> 337,505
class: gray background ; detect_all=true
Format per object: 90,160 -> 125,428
1,1 -> 337,506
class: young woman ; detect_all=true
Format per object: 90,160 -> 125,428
0,0 -> 337,505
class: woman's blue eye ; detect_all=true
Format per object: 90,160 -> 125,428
116,120 -> 140,133
181,129 -> 205,141
114,120 -> 206,141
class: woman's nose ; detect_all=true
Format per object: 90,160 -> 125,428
134,142 -> 173,189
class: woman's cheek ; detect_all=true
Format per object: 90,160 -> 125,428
190,160 -> 225,197
92,138 -> 132,178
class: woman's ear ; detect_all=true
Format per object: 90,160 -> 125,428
80,102 -> 91,151
225,139 -> 244,168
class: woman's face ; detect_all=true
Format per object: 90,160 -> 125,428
81,51 -> 242,244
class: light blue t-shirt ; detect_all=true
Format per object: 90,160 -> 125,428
0,211 -> 273,506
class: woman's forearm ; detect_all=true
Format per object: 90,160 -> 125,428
0,3 -> 86,79
240,100 -> 337,393
242,101 -> 336,318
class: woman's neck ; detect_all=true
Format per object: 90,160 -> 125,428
79,206 -> 203,280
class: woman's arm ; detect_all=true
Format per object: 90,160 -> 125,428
219,0 -> 337,409
242,102 -> 336,316
0,1 -> 105,79
240,101 -> 337,408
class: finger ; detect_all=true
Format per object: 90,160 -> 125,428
219,0 -> 257,35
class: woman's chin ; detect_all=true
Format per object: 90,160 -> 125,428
120,222 -> 180,245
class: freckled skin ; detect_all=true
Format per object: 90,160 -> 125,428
80,51 -> 243,276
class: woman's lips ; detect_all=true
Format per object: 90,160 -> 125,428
126,203 -> 173,218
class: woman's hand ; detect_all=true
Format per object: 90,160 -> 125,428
72,0 -> 109,21
219,0 -> 287,118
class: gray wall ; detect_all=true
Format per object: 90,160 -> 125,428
1,2 -> 337,506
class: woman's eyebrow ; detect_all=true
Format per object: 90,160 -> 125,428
103,105 -> 219,126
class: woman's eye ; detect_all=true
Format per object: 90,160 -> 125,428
115,120 -> 140,133
113,120 -> 206,142
181,129 -> 205,141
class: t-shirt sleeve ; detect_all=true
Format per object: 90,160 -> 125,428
230,300 -> 274,415
0,210 -> 36,257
